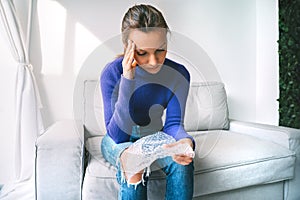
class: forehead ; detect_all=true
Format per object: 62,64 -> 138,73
129,29 -> 167,49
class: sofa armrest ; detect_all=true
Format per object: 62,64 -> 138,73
229,119 -> 300,200
35,120 -> 84,200
229,119 -> 300,150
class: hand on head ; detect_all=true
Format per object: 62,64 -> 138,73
122,40 -> 137,79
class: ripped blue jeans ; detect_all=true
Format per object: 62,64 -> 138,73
101,129 -> 194,200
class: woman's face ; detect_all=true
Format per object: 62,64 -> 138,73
128,29 -> 167,74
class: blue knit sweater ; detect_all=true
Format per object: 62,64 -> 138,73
100,57 -> 193,144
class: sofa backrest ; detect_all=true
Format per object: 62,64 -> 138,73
83,80 -> 229,138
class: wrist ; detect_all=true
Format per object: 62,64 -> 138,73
123,70 -> 135,79
181,138 -> 194,149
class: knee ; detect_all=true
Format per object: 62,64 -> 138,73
169,160 -> 194,175
117,163 -> 144,185
127,172 -> 143,184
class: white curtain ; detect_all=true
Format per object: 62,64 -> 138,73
0,0 -> 43,199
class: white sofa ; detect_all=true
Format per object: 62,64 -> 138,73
35,80 -> 300,200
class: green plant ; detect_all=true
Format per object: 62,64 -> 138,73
278,0 -> 300,129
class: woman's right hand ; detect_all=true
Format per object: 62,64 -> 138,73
122,40 -> 137,80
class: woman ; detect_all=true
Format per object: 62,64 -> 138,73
100,4 -> 194,200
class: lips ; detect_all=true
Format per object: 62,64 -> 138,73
145,64 -> 161,69
138,64 -> 163,74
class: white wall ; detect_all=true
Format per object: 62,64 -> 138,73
160,0 -> 278,124
256,0 -> 279,124
0,0 -> 279,182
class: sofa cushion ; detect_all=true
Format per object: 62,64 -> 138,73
184,82 -> 229,131
83,130 -> 295,197
83,80 -> 229,137
83,80 -> 106,137
190,130 -> 295,196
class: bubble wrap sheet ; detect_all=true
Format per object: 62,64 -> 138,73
122,131 -> 195,179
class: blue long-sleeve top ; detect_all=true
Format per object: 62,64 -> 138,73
100,57 -> 194,145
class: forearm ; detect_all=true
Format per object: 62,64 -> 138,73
103,76 -> 136,143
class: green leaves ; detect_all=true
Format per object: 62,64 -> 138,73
278,0 -> 300,129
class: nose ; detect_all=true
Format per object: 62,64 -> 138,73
148,53 -> 158,66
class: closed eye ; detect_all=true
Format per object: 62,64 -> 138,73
136,51 -> 147,56
136,49 -> 166,56
156,49 -> 166,52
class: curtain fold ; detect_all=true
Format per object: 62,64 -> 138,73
0,0 -> 44,198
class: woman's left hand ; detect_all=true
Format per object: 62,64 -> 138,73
164,138 -> 194,166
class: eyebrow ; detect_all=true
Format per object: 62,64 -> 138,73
136,42 -> 167,51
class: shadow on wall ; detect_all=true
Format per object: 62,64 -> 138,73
31,1 -> 121,127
